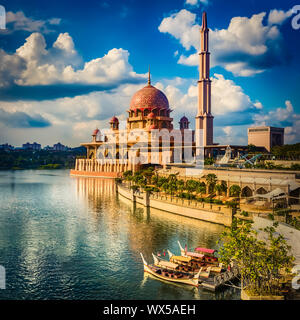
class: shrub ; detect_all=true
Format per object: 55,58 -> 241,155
241,211 -> 249,217
213,199 -> 223,205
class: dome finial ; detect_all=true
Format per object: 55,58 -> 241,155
148,65 -> 151,85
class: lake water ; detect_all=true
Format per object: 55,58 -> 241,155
0,170 -> 240,300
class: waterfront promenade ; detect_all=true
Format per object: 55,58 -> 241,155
117,183 -> 233,226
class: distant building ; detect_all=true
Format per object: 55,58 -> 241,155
53,142 -> 69,151
248,126 -> 284,152
0,143 -> 14,151
43,145 -> 54,151
22,142 -> 41,151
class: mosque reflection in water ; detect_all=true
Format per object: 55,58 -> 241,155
74,176 -> 240,300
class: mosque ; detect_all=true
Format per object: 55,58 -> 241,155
71,12 -> 246,177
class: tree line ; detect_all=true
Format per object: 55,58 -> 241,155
0,148 -> 85,170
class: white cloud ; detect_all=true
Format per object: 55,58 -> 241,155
253,100 -> 300,143
223,126 -> 232,136
0,82 -> 145,146
158,8 -> 292,76
185,0 -> 209,6
5,11 -> 61,33
158,10 -> 199,51
268,9 -> 293,25
157,73 -> 258,117
1,75 -> 299,146
0,32 -> 146,87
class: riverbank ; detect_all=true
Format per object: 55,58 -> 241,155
117,183 -> 233,227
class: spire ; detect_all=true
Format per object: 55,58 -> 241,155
148,65 -> 151,85
201,11 -> 207,31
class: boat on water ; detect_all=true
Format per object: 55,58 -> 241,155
140,253 -> 201,287
167,250 -> 223,274
152,253 -> 213,278
178,241 -> 219,265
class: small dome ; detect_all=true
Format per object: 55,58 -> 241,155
109,116 -> 119,123
180,116 -> 189,122
147,112 -> 156,119
92,128 -> 99,135
130,84 -> 169,110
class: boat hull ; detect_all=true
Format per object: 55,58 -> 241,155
143,264 -> 199,287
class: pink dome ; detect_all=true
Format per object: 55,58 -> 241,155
92,128 -> 99,135
130,84 -> 169,110
109,116 -> 119,123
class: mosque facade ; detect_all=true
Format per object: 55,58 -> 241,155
71,12 -> 245,177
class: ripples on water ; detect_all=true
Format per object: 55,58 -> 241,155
0,170 -> 240,300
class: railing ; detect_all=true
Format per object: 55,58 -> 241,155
119,182 -> 232,215
149,192 -> 231,214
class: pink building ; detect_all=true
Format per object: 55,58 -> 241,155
248,126 -> 284,152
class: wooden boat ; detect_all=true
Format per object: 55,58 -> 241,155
178,241 -> 219,265
153,253 -> 197,275
168,250 -> 223,274
140,253 -> 201,287
153,253 -> 217,280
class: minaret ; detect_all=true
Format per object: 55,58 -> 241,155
195,11 -> 214,146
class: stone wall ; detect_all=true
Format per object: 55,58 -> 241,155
117,184 -> 232,227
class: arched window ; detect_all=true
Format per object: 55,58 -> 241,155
241,186 -> 253,197
256,187 -> 267,195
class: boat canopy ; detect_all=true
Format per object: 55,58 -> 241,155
186,251 -> 204,258
171,255 -> 192,263
157,260 -> 179,269
195,247 -> 215,254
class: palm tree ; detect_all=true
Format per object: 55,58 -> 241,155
229,184 -> 241,197
186,179 -> 198,193
168,174 -> 177,184
162,182 -> 169,194
215,184 -> 223,199
142,168 -> 154,184
196,184 -> 206,197
151,174 -> 159,186
205,173 -> 217,194
157,177 -> 168,188
176,179 -> 185,193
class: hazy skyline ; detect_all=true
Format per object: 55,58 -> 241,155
0,0 -> 299,147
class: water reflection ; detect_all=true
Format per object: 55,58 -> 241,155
0,171 -> 240,300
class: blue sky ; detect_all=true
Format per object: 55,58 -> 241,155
0,0 -> 299,146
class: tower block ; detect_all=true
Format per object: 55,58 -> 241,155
195,12 -> 214,147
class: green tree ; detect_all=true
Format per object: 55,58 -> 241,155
215,183 -> 223,199
157,177 -> 168,188
141,167 -> 154,184
123,170 -> 133,180
151,174 -> 159,186
186,179 -> 198,193
218,219 -> 294,296
229,184 -> 241,197
176,179 -> 185,193
196,183 -> 206,197
205,173 -> 217,194
204,157 -> 214,165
